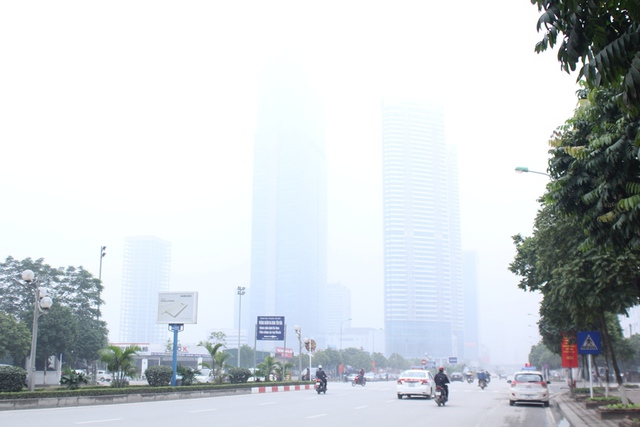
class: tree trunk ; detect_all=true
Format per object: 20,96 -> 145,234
601,315 -> 628,404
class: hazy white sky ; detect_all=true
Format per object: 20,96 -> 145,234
0,1 -> 579,365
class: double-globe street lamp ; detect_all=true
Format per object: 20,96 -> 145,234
21,270 -> 53,391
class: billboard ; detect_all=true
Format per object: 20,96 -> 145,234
257,316 -> 285,340
561,332 -> 578,368
157,292 -> 198,324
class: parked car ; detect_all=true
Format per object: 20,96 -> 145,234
96,370 -> 112,382
508,371 -> 550,407
194,368 -> 213,384
396,369 -> 435,399
450,372 -> 464,382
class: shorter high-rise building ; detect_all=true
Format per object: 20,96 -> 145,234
119,236 -> 171,344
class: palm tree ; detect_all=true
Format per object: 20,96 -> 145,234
256,355 -> 279,382
198,340 -> 226,381
98,345 -> 140,388
213,351 -> 232,384
275,361 -> 294,381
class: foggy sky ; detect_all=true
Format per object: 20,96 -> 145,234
0,1 -> 577,365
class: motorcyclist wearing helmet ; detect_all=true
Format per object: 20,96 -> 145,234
316,365 -> 328,390
434,366 -> 450,399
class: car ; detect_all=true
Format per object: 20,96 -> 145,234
194,368 -> 213,384
396,369 -> 435,399
96,370 -> 112,382
508,371 -> 550,407
450,372 -> 464,382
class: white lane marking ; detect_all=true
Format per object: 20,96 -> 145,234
189,408 -> 218,413
307,414 -> 327,419
75,420 -> 123,425
355,405 -> 368,409
259,402 -> 276,406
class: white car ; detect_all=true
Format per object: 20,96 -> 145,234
508,371 -> 550,407
96,370 -> 112,382
396,369 -> 435,399
194,368 -> 213,384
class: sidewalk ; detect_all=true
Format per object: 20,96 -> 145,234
554,384 -> 640,427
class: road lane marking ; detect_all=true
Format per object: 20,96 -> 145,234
307,414 -> 327,419
355,405 -> 368,409
75,419 -> 123,424
189,409 -> 218,413
259,402 -> 276,406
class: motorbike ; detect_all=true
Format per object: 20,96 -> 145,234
435,385 -> 448,406
479,379 -> 487,390
466,376 -> 473,384
352,375 -> 367,387
315,378 -> 327,394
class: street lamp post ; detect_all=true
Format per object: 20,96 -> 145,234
237,286 -> 245,367
21,270 -> 53,391
340,318 -> 351,380
515,166 -> 551,177
294,325 -> 302,380
97,246 -> 106,318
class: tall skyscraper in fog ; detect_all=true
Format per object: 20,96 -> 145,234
249,60 -> 327,347
119,236 -> 171,344
381,99 -> 464,361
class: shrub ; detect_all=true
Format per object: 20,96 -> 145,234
227,367 -> 251,384
145,365 -> 173,387
0,365 -> 27,392
177,365 -> 200,386
60,367 -> 89,390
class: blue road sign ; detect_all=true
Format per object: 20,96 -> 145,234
256,316 -> 285,341
577,331 -> 602,355
449,357 -> 458,364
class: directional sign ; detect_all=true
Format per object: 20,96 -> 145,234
577,331 -> 602,355
256,316 -> 285,341
449,357 -> 458,364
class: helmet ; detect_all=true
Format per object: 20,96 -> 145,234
318,365 -> 322,369
438,366 -> 444,371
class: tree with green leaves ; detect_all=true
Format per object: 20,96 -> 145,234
256,355 -> 279,382
198,340 -> 226,381
529,343 -> 562,371
545,84 -> 640,252
275,360 -> 294,381
98,345 -> 140,388
0,257 -> 108,369
0,312 -> 30,365
387,353 -> 410,371
510,202 -> 640,403
530,0 -> 640,113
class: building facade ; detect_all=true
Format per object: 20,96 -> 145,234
119,235 -> 171,344
381,99 -> 464,361
249,60 -> 328,349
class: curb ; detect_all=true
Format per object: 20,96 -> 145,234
252,384 -> 314,394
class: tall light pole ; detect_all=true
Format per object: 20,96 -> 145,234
237,286 -> 246,367
294,325 -> 302,379
340,318 -> 351,380
97,246 -> 106,318
21,270 -> 53,391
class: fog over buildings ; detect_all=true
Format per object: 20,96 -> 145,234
1,1 -> 585,366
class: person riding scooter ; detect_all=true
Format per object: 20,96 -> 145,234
434,366 -> 450,399
316,365 -> 328,391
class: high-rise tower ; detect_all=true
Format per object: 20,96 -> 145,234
119,235 -> 171,344
381,99 -> 464,361
249,60 -> 327,348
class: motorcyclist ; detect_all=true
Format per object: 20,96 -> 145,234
477,370 -> 487,388
316,365 -> 328,391
434,366 -> 450,399
358,368 -> 365,384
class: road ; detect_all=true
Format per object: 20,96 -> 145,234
0,379 -> 563,427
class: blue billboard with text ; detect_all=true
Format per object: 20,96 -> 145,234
257,316 -> 285,341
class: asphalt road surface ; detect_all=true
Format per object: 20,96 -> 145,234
0,379 -> 563,427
